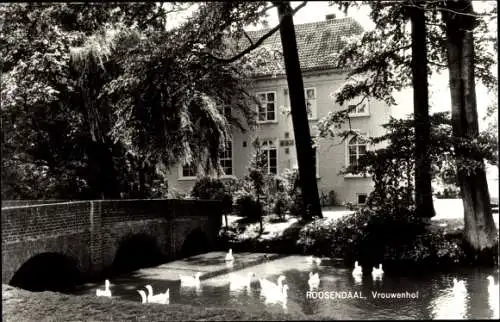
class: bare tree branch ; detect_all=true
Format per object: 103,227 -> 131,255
428,60 -> 448,68
255,3 -> 277,17
404,2 -> 490,18
137,3 -> 190,29
207,1 -> 307,64
243,30 -> 254,46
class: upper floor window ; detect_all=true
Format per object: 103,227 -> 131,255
284,87 -> 317,120
347,101 -> 369,117
256,91 -> 277,123
261,139 -> 278,174
347,132 -> 368,167
219,140 -> 233,176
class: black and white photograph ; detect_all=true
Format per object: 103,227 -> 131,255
1,1 -> 498,320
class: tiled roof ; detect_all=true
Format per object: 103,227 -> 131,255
240,17 -> 363,77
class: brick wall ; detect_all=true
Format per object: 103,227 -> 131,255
1,199 -> 222,284
1,201 -> 91,244
1,200 -> 70,208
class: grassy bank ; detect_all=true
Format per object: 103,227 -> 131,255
2,284 -> 316,321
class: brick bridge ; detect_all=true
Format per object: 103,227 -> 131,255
1,199 -> 222,286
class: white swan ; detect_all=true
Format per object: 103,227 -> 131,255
137,289 -> 148,304
352,261 -> 362,277
96,279 -> 112,297
180,272 -> 202,287
487,275 -> 499,294
487,275 -> 499,318
259,275 -> 286,295
145,285 -> 169,304
308,272 -> 320,289
306,256 -> 322,265
263,283 -> 289,306
225,249 -> 234,262
229,272 -> 255,291
372,264 -> 384,279
453,278 -> 466,293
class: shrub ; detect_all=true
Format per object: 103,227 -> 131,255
266,175 -> 292,220
295,206 -> 468,269
191,177 -> 232,214
166,187 -> 189,199
235,195 -> 262,220
280,168 -> 304,218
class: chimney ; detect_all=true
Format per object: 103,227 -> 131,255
325,13 -> 336,20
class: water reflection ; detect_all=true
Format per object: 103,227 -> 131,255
487,275 -> 499,319
71,255 -> 498,320
429,279 -> 469,319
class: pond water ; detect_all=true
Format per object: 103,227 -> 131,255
72,255 -> 499,320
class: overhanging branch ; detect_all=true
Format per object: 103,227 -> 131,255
207,1 -> 307,63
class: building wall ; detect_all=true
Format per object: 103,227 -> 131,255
167,69 -> 392,204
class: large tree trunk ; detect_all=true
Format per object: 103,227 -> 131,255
441,0 -> 497,256
275,1 -> 322,220
87,141 -> 119,199
410,4 -> 436,219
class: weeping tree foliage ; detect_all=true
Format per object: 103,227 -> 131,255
1,2 -> 268,200
70,2 -> 273,175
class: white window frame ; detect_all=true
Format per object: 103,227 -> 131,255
256,91 -> 277,123
284,87 -> 317,120
347,99 -> 370,117
179,162 -> 198,180
261,139 -> 278,175
344,130 -> 370,178
219,139 -> 234,178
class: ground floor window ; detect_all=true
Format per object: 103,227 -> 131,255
219,140 -> 233,176
261,139 -> 277,174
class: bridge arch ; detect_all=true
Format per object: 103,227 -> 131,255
181,228 -> 211,258
9,252 -> 84,292
112,233 -> 165,274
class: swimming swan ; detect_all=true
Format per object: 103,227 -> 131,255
452,278 -> 466,293
306,256 -> 322,265
137,289 -> 148,304
308,272 -> 320,289
180,272 -> 202,287
145,285 -> 169,304
259,275 -> 286,295
225,249 -> 234,262
96,279 -> 111,297
229,272 -> 255,291
372,264 -> 384,278
263,284 -> 289,306
352,261 -> 362,277
486,276 -> 499,318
